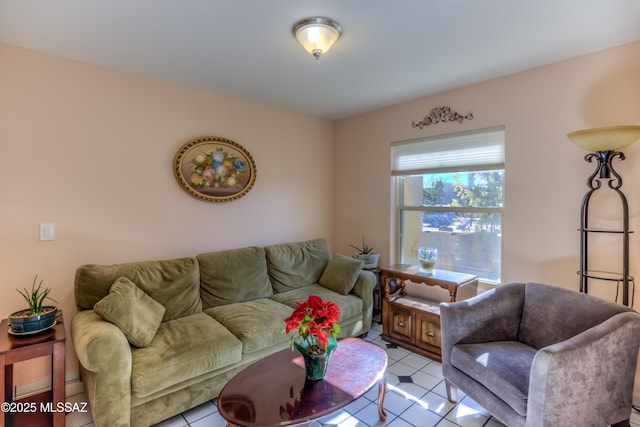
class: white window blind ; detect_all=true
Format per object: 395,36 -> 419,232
391,126 -> 505,176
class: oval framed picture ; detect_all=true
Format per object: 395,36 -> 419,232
173,136 -> 257,202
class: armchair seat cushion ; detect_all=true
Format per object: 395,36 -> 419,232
451,341 -> 537,416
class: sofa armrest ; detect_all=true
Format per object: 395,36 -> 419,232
527,312 -> 640,426
71,310 -> 132,427
350,269 -> 376,332
440,282 -> 526,365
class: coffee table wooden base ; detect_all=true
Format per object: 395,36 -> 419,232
218,338 -> 388,427
378,376 -> 387,421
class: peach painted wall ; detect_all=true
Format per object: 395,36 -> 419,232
334,40 -> 640,389
0,43 -> 334,386
2,39 -> 639,393
335,41 -> 640,294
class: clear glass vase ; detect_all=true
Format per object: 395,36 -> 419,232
418,247 -> 437,274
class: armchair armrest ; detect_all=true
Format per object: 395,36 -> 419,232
71,310 -> 132,427
350,269 -> 376,331
440,282 -> 525,364
527,312 -> 640,426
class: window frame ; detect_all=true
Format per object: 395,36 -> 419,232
391,127 -> 505,285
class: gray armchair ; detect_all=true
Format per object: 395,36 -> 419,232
440,282 -> 640,427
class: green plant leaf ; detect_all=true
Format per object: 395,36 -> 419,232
16,274 -> 57,315
349,236 -> 374,254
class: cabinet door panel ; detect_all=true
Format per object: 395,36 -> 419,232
418,312 -> 441,348
389,306 -> 413,341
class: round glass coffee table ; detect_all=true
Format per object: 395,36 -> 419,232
217,337 -> 387,427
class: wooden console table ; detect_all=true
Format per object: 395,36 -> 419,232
0,317 -> 66,427
380,264 -> 478,302
380,265 -> 478,362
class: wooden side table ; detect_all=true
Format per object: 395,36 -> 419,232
0,316 -> 66,427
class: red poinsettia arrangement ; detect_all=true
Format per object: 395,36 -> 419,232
284,295 -> 340,353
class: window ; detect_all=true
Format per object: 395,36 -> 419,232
392,127 -> 504,283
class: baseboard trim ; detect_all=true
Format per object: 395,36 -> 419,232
13,370 -> 83,400
65,376 -> 85,398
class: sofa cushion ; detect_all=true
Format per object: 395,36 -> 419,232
197,246 -> 273,308
451,341 -> 537,416
130,312 -> 242,399
205,298 -> 293,353
265,238 -> 331,293
93,276 -> 166,347
319,254 -> 363,295
270,284 -> 364,323
75,257 -> 202,322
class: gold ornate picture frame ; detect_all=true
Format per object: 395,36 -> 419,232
173,136 -> 257,202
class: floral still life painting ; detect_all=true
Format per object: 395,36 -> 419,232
174,136 -> 256,202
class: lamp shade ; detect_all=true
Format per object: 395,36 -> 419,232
567,125 -> 640,152
292,17 -> 342,59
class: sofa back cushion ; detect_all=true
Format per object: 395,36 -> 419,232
197,246 -> 273,308
265,238 -> 331,293
518,282 -> 633,349
75,257 -> 202,322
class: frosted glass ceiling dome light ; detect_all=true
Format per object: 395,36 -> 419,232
292,17 -> 342,60
567,125 -> 640,152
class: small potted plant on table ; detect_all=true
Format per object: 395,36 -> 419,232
349,237 -> 379,269
8,275 -> 60,335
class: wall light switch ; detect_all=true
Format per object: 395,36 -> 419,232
40,223 -> 55,241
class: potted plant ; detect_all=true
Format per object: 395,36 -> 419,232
9,275 -> 60,334
284,295 -> 341,380
349,237 -> 380,268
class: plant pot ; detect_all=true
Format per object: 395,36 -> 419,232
353,253 -> 379,269
294,338 -> 338,381
8,306 -> 58,334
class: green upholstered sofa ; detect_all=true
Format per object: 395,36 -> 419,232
71,238 -> 376,427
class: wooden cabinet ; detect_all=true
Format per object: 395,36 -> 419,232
388,303 -> 413,342
417,311 -> 441,349
383,296 -> 442,361
380,265 -> 478,362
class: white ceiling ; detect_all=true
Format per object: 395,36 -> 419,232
1,0 -> 639,120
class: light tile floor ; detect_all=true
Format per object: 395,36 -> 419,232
67,322 -> 640,427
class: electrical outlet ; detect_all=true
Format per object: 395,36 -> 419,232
39,223 -> 55,241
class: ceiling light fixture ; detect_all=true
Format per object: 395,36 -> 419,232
292,17 -> 342,60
